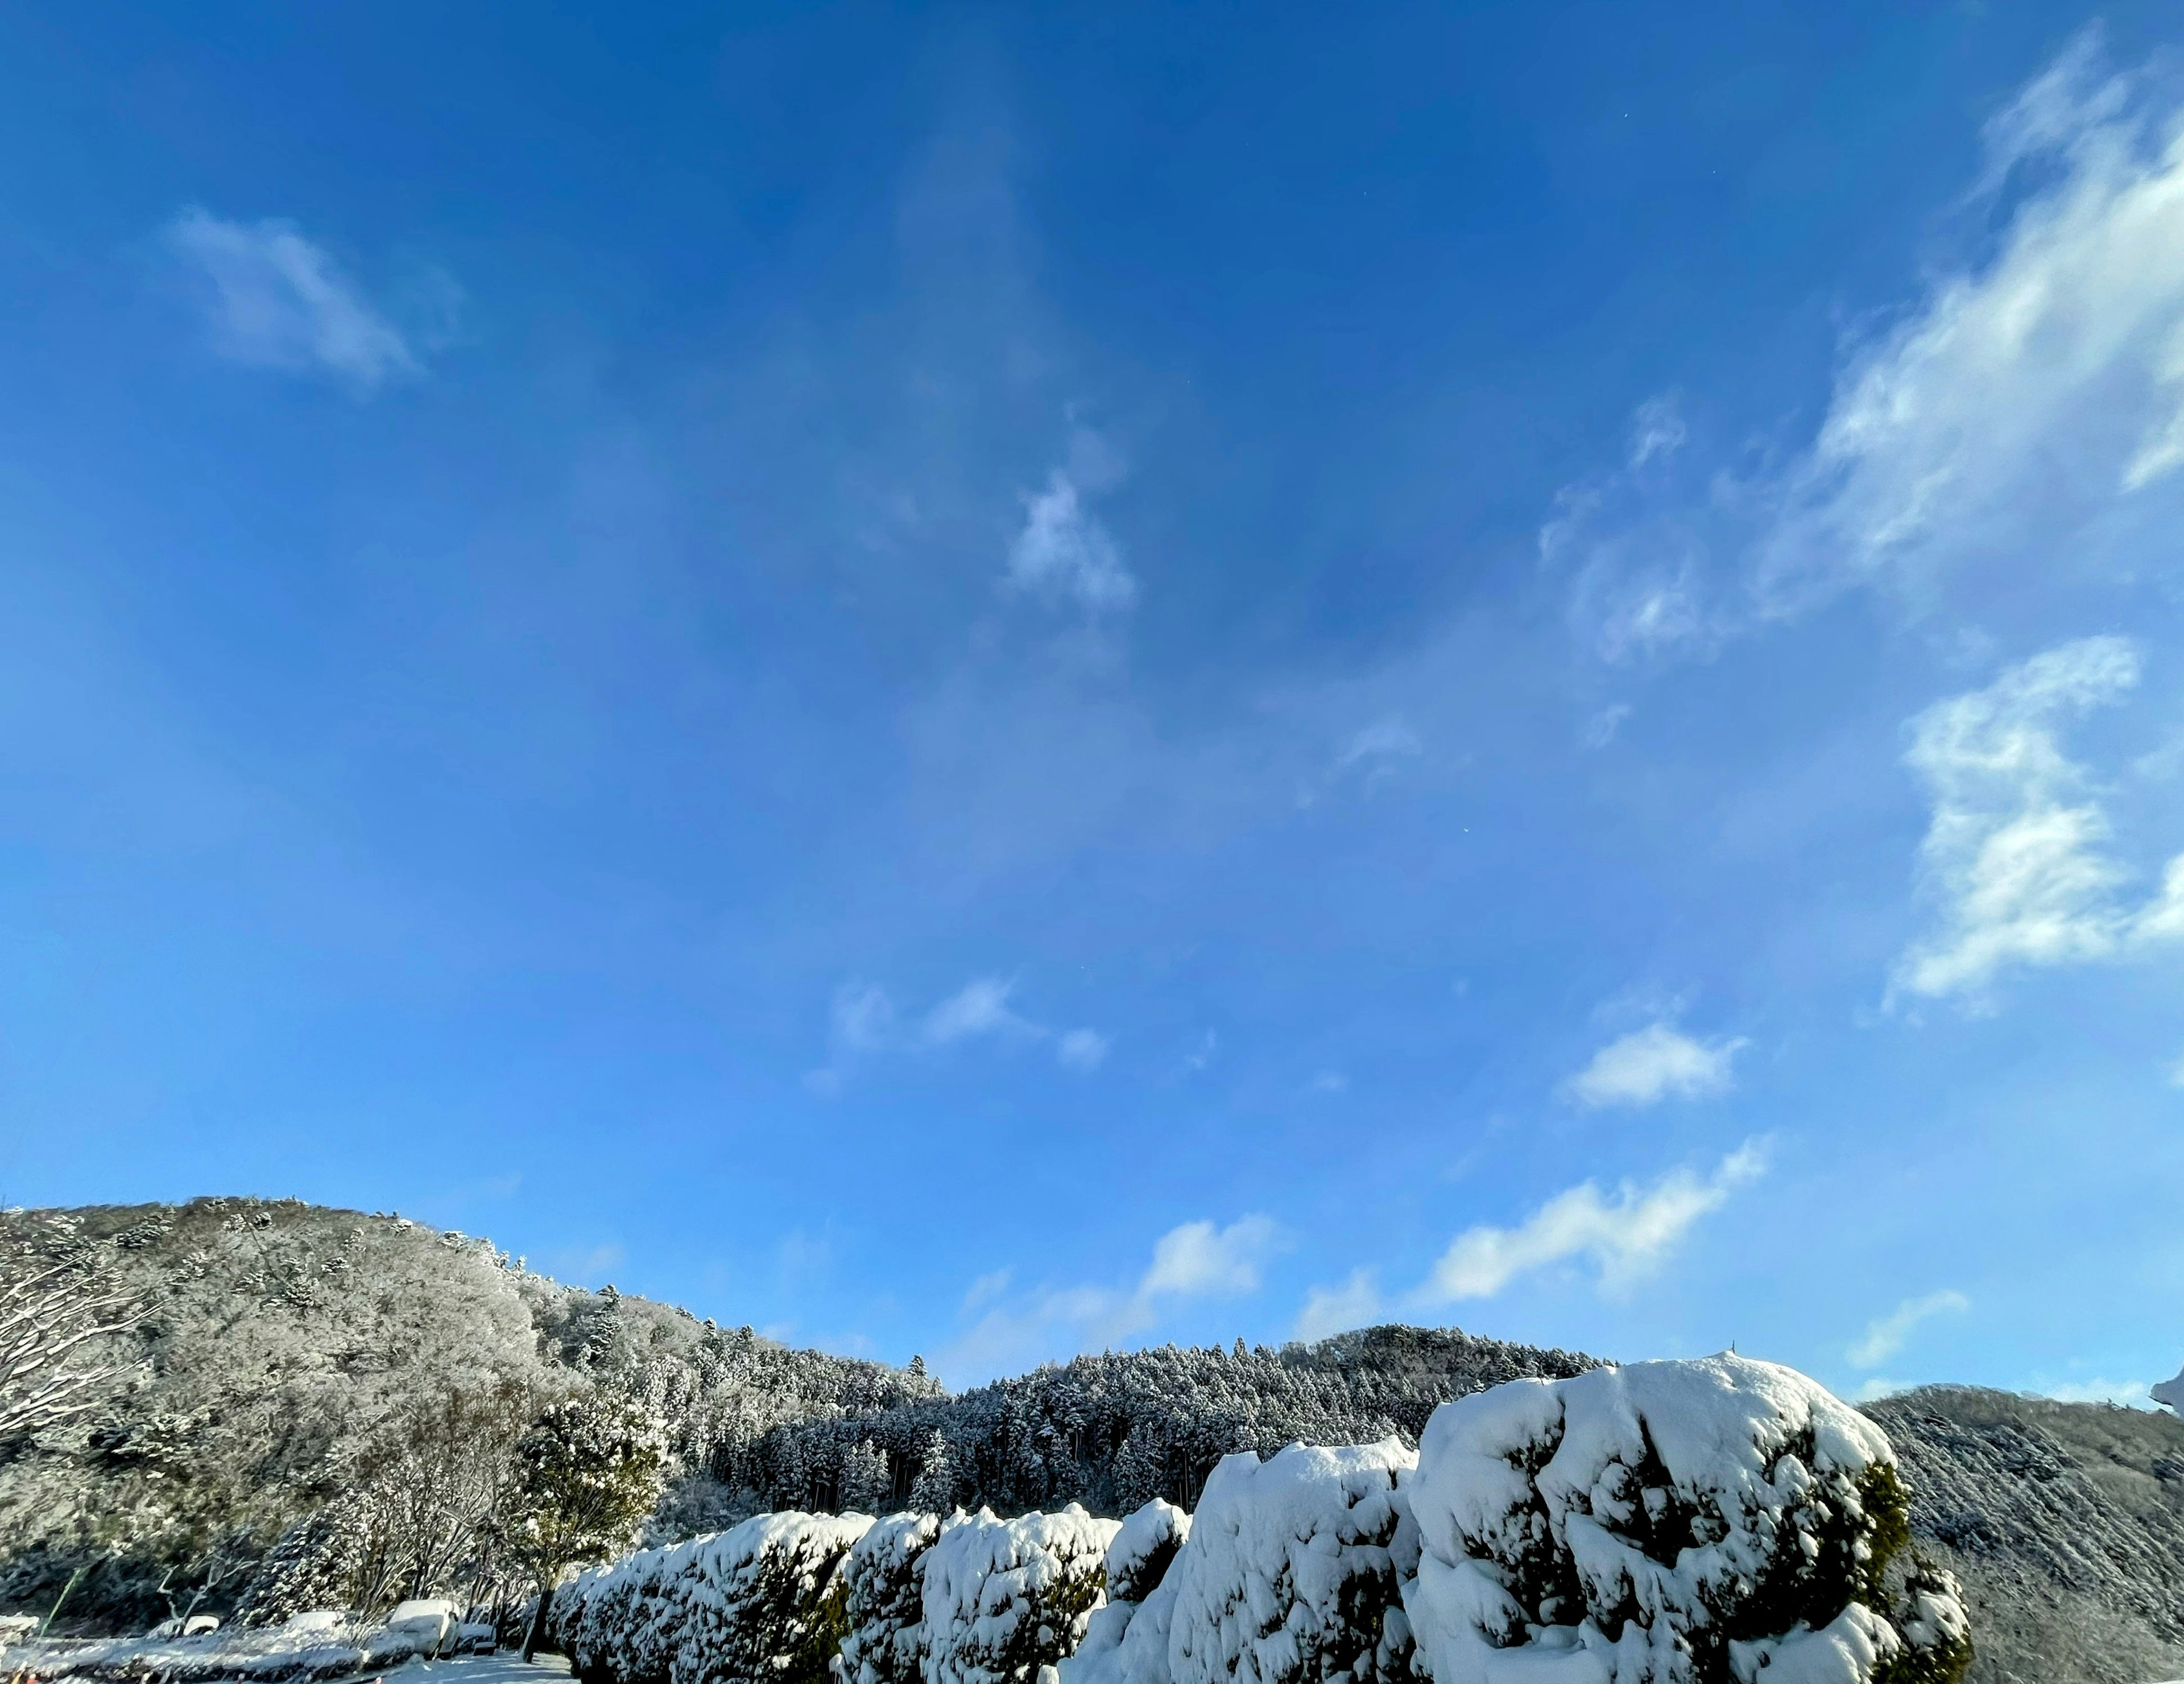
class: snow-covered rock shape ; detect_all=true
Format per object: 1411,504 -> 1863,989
923,1504 -> 1122,1684
838,1511 -> 944,1684
1401,1354 -> 1972,1684
2154,1364 -> 2184,1414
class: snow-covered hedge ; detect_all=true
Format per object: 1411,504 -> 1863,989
1063,1500 -> 1188,1684
1066,1442 -> 1416,1684
1402,1354 -> 1971,1684
553,1356 -> 1970,1684
839,1512 -> 944,1684
921,1505 -> 1122,1684
556,1511 -> 874,1684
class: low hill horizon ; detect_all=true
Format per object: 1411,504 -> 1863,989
3,1196 -> 2181,1684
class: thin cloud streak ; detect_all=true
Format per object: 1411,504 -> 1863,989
164,207 -> 423,391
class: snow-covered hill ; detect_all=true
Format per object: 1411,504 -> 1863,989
3,1199 -> 2180,1684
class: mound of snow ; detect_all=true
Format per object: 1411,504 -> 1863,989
1403,1353 -> 1972,1684
839,1511 -> 945,1684
923,1504 -> 1122,1684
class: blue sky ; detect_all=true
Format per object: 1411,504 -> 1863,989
3,2 -> 2182,1403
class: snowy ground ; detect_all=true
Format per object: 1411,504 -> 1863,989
375,1657 -> 570,1684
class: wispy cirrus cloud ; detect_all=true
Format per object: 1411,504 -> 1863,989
809,975 -> 1110,1091
1556,31 -> 2184,658
163,207 -> 441,393
1893,637 -> 2184,1007
1850,1288 -> 1970,1369
1293,1143 -> 1766,1338
1415,1142 -> 1765,1302
937,1214 -> 1287,1381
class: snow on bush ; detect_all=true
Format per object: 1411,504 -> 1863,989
1058,1499 -> 1190,1684
676,1511 -> 874,1684
838,1511 -> 944,1684
1401,1354 -> 1972,1684
555,1512 -> 873,1684
922,1504 -> 1122,1684
1151,1440 -> 1417,1684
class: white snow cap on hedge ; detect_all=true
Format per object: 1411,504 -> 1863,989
1403,1353 -> 1955,1684
1071,1439 -> 1418,1684
839,1511 -> 945,1684
553,1510 -> 873,1684
1064,1500 -> 1193,1684
923,1504 -> 1123,1684
675,1510 -> 875,1684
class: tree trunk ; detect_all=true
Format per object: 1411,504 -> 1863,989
521,1573 -> 556,1664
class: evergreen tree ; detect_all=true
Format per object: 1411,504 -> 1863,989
507,1396 -> 669,1660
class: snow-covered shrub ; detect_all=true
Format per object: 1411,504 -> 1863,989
1103,1501 -> 1191,1606
552,1513 -> 872,1684
673,1512 -> 873,1684
1402,1354 -> 1973,1684
1057,1500 -> 1191,1684
1151,1441 -> 1417,1684
923,1505 -> 1122,1684
837,1512 -> 942,1684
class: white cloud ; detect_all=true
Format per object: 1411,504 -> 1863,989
164,207 -> 421,391
1414,1142 -> 1766,1303
1849,1288 -> 1971,1368
1294,1269 -> 1383,1342
933,1214 -> 1283,1382
816,975 -> 1108,1085
2037,1376 -> 2158,1408
1006,469 -> 1137,612
1561,1022 -> 1746,1108
832,981 -> 899,1053
1339,716 -> 1424,767
922,976 -> 1037,1044
1582,703 -> 1632,749
1310,1070 -> 1348,1094
1140,1215 -> 1284,1299
1057,1027 -> 1110,1071
1628,393 -> 1686,468
1894,637 -> 2184,1005
1557,33 -> 2184,655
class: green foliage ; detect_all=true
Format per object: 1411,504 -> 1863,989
508,1395 -> 669,1582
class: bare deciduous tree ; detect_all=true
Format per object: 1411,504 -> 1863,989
0,1260 -> 139,1442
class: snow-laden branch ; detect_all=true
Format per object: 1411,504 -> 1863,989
0,1260 -> 141,1441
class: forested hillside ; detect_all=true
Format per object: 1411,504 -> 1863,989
3,1198 -> 2182,1684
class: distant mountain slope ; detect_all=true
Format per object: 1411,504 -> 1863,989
4,1199 -> 2182,1684
1866,1386 -> 2184,1684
